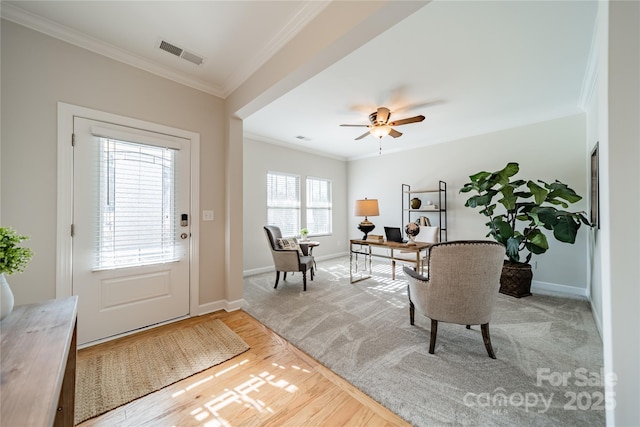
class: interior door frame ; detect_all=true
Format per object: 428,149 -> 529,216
56,102 -> 200,317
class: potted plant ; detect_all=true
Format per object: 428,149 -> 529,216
1,227 -> 34,319
300,228 -> 309,241
460,162 -> 590,297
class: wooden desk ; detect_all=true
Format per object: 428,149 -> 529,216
1,296 -> 78,426
350,239 -> 431,283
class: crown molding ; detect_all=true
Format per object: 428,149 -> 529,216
2,1 -> 329,99
1,2 -> 225,97
222,1 -> 330,98
244,132 -> 347,162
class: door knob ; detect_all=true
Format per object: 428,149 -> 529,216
180,233 -> 188,239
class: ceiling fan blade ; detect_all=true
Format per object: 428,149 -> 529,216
389,128 -> 403,138
340,124 -> 369,127
388,115 -> 425,127
355,131 -> 371,140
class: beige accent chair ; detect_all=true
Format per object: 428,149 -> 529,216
392,226 -> 440,277
403,240 -> 505,358
263,226 -> 315,291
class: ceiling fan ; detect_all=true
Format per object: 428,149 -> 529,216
340,107 -> 425,140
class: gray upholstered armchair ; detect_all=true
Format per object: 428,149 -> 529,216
264,225 -> 315,291
403,240 -> 505,358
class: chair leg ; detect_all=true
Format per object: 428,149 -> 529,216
302,271 -> 307,291
429,319 -> 438,354
409,301 -> 415,325
466,325 -> 471,329
481,323 -> 496,359
283,272 -> 287,281
392,260 -> 396,280
407,285 -> 415,325
274,271 -> 280,289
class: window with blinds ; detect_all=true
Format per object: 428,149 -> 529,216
306,177 -> 332,235
267,172 -> 300,237
96,138 -> 177,269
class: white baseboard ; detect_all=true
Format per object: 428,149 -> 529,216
243,252 -> 348,277
590,302 -> 604,340
198,298 -> 245,315
531,280 -> 588,299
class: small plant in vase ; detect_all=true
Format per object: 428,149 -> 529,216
1,227 -> 34,319
300,228 -> 309,241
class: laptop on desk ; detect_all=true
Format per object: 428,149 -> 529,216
384,227 -> 407,243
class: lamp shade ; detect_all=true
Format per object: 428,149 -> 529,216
354,198 -> 379,217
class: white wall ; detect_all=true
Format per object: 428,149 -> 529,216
349,114 -> 589,294
243,138 -> 348,274
598,2 -> 640,425
1,20 -> 228,306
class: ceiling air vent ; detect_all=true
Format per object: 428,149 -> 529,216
180,50 -> 204,66
159,40 -> 183,57
158,40 -> 204,66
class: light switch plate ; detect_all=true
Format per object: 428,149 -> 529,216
202,210 -> 214,221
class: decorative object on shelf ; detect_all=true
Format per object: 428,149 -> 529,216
460,162 -> 590,298
405,222 -> 421,245
416,216 -> 431,226
354,198 -> 379,240
0,227 -> 34,319
410,197 -> 422,209
300,228 -> 309,241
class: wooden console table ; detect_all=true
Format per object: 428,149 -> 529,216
350,239 -> 431,283
1,296 -> 78,426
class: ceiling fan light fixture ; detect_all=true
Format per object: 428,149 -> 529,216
370,125 -> 391,139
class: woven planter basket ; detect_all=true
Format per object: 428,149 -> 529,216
500,261 -> 533,298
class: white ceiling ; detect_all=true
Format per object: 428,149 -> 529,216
2,1 -> 598,161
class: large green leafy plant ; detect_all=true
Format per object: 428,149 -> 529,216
0,227 -> 34,275
460,162 -> 590,264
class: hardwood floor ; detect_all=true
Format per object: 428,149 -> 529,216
78,310 -> 410,426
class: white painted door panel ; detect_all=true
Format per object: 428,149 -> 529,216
73,117 -> 190,345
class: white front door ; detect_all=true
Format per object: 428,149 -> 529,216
72,117 -> 190,345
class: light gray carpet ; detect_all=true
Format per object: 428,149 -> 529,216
244,257 -> 605,426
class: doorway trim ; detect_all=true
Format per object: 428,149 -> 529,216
56,102 -> 200,316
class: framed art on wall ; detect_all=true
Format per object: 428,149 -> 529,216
590,142 -> 599,228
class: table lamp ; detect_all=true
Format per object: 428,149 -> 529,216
354,198 -> 379,240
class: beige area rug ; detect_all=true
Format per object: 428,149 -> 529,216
75,318 -> 250,425
245,257 -> 605,427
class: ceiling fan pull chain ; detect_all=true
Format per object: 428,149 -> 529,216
379,140 -> 382,155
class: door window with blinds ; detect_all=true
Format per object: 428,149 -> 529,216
93,126 -> 181,270
306,177 -> 332,235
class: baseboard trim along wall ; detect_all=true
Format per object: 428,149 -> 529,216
531,280 -> 589,299
198,298 -> 245,315
243,252 -> 348,277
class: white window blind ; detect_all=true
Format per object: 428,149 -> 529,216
96,138 -> 177,269
267,172 -> 300,237
306,177 -> 332,235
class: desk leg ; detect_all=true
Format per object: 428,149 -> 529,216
350,244 -> 372,284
